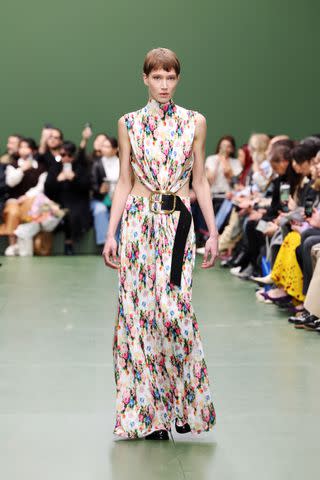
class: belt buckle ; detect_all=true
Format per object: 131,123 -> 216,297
149,190 -> 176,214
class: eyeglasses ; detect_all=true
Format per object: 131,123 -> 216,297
60,152 -> 68,157
49,135 -> 61,140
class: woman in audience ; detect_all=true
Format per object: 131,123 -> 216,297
44,141 -> 91,255
237,144 -> 253,187
248,133 -> 270,173
260,144 -> 319,303
0,138 -> 47,255
229,140 -> 297,277
90,136 -> 120,246
205,135 -> 242,213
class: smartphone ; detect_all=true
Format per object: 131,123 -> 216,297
305,199 -> 314,218
44,123 -> 54,129
63,163 -> 72,173
280,182 -> 290,212
256,219 -> 269,233
84,122 -> 92,129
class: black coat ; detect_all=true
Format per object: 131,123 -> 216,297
0,164 -> 8,216
91,157 -> 107,201
44,158 -> 92,239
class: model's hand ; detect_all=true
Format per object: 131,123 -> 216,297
201,235 -> 218,268
102,236 -> 120,269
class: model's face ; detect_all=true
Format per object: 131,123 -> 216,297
143,68 -> 179,103
7,136 -> 20,155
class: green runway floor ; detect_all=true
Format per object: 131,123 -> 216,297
0,255 -> 319,480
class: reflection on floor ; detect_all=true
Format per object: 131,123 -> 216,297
0,255 -> 319,480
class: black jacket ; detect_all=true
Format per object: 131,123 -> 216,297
91,158 -> 107,201
44,158 -> 92,239
0,164 -> 8,216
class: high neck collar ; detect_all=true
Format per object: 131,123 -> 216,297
145,97 -> 176,118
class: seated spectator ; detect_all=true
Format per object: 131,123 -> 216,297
302,245 -> 320,328
237,144 -> 253,187
229,140 -> 298,278
248,133 -> 270,173
0,163 -> 8,218
44,141 -> 91,255
0,138 -> 48,255
90,136 -> 120,246
253,143 -> 319,300
205,135 -> 242,213
0,134 -> 22,165
81,131 -> 108,164
38,126 -> 64,168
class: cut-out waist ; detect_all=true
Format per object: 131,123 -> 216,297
130,175 -> 190,198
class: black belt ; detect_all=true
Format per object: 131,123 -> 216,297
149,191 -> 192,288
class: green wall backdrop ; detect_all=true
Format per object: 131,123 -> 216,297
0,0 -> 319,154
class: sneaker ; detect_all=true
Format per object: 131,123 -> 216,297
288,310 -> 309,324
4,244 -> 20,256
250,273 -> 273,285
303,316 -> 320,331
294,314 -> 317,329
237,264 -> 254,280
230,266 -> 242,276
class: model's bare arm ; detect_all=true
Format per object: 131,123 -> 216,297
192,113 -> 219,268
102,116 -> 133,269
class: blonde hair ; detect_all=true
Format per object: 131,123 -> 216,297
248,133 -> 270,165
143,48 -> 180,76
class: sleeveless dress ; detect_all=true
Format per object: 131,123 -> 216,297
113,98 -> 216,438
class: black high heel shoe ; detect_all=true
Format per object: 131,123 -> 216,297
175,419 -> 191,434
145,429 -> 169,440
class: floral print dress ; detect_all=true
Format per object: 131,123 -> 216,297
113,98 -> 216,438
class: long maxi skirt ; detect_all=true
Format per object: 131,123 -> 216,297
113,193 -> 216,438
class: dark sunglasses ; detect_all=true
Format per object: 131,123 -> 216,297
60,152 -> 68,157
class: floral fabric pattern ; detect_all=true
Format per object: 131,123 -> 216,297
113,98 -> 216,438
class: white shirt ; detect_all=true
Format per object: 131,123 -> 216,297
101,155 -> 120,199
5,157 -> 47,198
205,154 -> 242,195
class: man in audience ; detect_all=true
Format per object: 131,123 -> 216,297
0,134 -> 22,165
44,141 -> 92,255
38,126 -> 64,169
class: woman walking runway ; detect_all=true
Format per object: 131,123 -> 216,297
103,47 -> 218,440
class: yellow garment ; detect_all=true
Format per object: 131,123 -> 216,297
271,231 -> 305,302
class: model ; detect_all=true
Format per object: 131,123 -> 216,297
103,47 -> 218,440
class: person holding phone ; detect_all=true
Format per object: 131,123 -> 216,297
205,135 -> 241,213
90,136 -> 120,246
44,141 -> 91,254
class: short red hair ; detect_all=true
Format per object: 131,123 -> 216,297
143,48 -> 180,76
